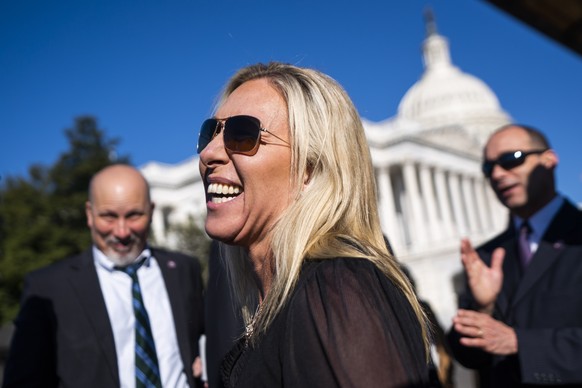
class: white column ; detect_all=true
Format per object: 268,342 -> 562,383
473,177 -> 489,232
403,160 -> 427,247
377,166 -> 402,251
483,180 -> 497,230
419,164 -> 440,242
392,169 -> 411,249
462,175 -> 479,234
434,167 -> 455,240
151,207 -> 165,244
447,171 -> 467,237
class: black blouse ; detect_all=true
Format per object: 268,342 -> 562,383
221,258 -> 431,387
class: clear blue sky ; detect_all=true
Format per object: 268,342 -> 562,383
1,1 -> 581,203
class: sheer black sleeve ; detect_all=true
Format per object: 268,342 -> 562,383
280,258 -> 429,387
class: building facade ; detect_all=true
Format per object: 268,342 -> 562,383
141,20 -> 511,328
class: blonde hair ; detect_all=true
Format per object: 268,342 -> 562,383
215,62 -> 429,353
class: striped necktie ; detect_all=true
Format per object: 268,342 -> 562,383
116,258 -> 162,388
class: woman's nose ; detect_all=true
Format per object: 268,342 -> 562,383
199,130 -> 229,165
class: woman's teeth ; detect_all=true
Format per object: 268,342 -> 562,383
207,183 -> 242,204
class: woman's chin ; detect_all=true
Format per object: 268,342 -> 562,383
205,224 -> 240,245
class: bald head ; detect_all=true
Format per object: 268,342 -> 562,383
86,164 -> 154,265
486,124 -> 551,152
89,164 -> 151,204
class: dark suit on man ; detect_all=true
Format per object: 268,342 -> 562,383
3,247 -> 204,388
448,200 -> 582,387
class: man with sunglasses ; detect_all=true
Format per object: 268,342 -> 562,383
448,124 -> 582,387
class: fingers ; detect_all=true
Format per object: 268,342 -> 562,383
192,356 -> 202,378
453,311 -> 519,355
460,238 -> 474,258
490,247 -> 505,272
461,240 -> 503,271
453,310 -> 488,349
453,310 -> 496,340
454,309 -> 480,326
461,244 -> 486,280
460,239 -> 484,265
453,309 -> 489,338
459,336 -> 486,348
460,239 -> 478,268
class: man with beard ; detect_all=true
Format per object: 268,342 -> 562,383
3,164 -> 204,388
448,124 -> 582,387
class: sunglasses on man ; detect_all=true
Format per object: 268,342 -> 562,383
197,115 -> 289,156
482,149 -> 547,178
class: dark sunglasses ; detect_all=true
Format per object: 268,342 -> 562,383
482,149 -> 547,178
197,115 -> 289,156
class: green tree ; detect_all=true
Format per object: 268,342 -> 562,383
0,116 -> 129,324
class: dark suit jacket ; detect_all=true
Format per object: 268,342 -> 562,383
448,200 -> 582,387
3,247 -> 204,388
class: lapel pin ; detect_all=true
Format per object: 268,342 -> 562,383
553,241 -> 564,250
167,260 -> 177,269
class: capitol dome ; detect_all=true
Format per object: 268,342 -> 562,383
398,17 -> 510,144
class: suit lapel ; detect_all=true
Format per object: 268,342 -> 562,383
496,232 -> 520,318
155,250 -> 193,371
67,250 -> 119,385
511,202 -> 575,308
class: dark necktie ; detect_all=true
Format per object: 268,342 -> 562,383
518,221 -> 533,269
116,258 -> 162,388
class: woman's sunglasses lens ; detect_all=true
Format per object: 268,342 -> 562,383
197,119 -> 219,153
224,116 -> 261,153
